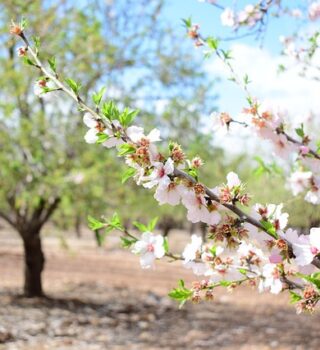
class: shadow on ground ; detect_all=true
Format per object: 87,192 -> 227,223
0,283 -> 319,350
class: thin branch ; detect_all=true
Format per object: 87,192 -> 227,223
0,210 -> 16,228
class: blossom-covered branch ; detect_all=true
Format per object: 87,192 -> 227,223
11,19 -> 320,313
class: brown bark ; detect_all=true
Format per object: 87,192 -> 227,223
22,232 -> 45,297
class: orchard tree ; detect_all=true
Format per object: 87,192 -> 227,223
1,0 -> 217,297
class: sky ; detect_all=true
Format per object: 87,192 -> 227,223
163,1 -> 320,155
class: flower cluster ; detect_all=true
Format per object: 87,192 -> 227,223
309,1 -> 320,21
220,5 -> 264,29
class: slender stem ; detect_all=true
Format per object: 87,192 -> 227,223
20,33 -> 106,125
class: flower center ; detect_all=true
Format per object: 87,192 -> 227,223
311,246 -> 319,255
158,167 -> 165,178
147,243 -> 154,252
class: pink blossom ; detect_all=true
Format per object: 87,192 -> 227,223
154,183 -> 185,206
132,232 -> 165,269
226,171 -> 241,188
309,1 -> 320,21
292,228 -> 320,266
143,158 -> 174,189
259,263 -> 283,294
287,171 -> 312,196
182,191 -> 221,225
221,8 -> 236,27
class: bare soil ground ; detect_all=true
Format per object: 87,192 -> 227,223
0,227 -> 319,350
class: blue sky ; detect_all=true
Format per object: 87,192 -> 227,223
166,0 -> 303,53
163,1 -> 320,155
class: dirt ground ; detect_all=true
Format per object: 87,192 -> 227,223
0,227 -> 319,350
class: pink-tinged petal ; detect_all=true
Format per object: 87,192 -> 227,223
305,190 -> 320,205
293,243 -> 314,266
298,264 -> 316,275
84,128 -> 98,144
226,172 -> 241,188
103,137 -> 123,149
141,231 -> 153,243
164,158 -> 174,175
204,211 -> 221,226
153,236 -> 165,258
183,261 -> 207,276
186,208 -> 200,223
132,240 -> 148,255
143,179 -> 158,189
126,125 -> 144,143
140,252 -> 155,269
310,227 -> 320,250
279,228 -> 299,245
269,253 -> 283,264
154,185 -> 181,206
147,128 -> 161,142
270,278 -> 283,294
83,113 -> 97,128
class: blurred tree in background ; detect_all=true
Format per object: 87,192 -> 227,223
0,0 -> 220,297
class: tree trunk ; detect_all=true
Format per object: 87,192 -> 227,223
75,215 -> 82,238
22,233 -> 45,297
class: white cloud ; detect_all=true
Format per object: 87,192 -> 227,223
205,43 -> 320,156
206,43 -> 320,117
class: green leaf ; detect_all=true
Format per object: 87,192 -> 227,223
289,291 -> 302,304
41,87 -> 58,94
23,57 -> 36,67
295,124 -> 304,138
119,108 -> 139,127
95,230 -> 105,247
32,36 -> 41,53
178,279 -> 185,288
102,101 -> 120,120
219,280 -> 233,287
147,217 -> 158,231
206,37 -> 219,51
168,280 -> 193,307
182,17 -> 192,29
65,78 -> 81,94
20,17 -> 28,30
88,215 -> 105,231
48,57 -> 56,73
186,168 -> 198,180
238,268 -> 247,275
92,86 -> 106,106
133,221 -> 148,232
120,236 -> 136,248
108,212 -> 123,231
121,167 -> 136,184
96,132 -> 110,144
260,220 -> 278,239
277,64 -> 286,73
221,49 -> 232,60
209,245 -> 217,257
300,273 -> 320,290
243,74 -> 251,85
163,237 -> 169,253
118,143 -> 136,157
168,288 -> 192,300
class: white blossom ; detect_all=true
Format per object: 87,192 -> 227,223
132,232 -> 165,269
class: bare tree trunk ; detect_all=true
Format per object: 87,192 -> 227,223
22,233 -> 45,297
200,222 -> 207,243
75,215 -> 82,238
